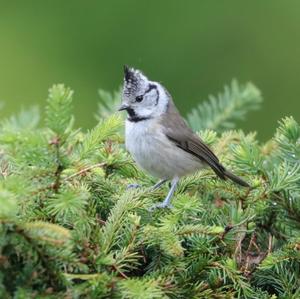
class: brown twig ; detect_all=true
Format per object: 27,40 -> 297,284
63,162 -> 106,182
268,234 -> 273,254
245,233 -> 258,256
220,224 -> 233,240
111,264 -> 128,279
50,136 -> 63,193
234,229 -> 246,264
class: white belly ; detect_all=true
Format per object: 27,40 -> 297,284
125,119 -> 203,179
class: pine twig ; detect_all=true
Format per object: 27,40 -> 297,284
63,162 -> 107,182
50,136 -> 63,193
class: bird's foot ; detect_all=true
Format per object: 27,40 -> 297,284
148,201 -> 173,212
126,183 -> 140,189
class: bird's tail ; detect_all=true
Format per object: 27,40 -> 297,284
202,154 -> 250,187
223,169 -> 250,187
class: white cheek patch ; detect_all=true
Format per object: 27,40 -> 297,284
141,83 -> 160,105
133,84 -> 169,119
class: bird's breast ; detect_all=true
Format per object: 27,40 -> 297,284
125,119 -> 203,179
125,119 -> 161,163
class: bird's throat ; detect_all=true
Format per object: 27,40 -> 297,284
126,107 -> 151,122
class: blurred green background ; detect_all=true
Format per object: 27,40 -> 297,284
0,1 -> 299,139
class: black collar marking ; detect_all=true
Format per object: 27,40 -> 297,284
127,116 -> 151,122
126,107 -> 151,122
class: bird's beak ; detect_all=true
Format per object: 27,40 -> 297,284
118,104 -> 129,111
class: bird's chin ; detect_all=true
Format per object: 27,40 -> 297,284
126,107 -> 137,118
118,105 -> 136,117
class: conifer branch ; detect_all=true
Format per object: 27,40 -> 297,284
187,79 -> 262,132
1,83 -> 299,298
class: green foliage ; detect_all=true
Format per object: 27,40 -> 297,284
75,114 -> 122,161
0,83 -> 300,298
45,84 -> 74,141
96,87 -> 123,120
187,79 -> 263,132
274,116 -> 300,163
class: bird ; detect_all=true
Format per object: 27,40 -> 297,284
118,66 -> 249,210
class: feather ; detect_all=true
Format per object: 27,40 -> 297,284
162,99 -> 249,187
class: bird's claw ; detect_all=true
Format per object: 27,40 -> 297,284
148,202 -> 173,212
126,183 -> 140,190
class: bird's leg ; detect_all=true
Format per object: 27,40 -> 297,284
151,179 -> 168,191
149,177 -> 179,211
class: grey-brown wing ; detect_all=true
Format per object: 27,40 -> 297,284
160,103 -> 226,179
165,127 -> 226,179
158,96 -> 249,187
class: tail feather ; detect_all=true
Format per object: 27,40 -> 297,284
223,169 -> 250,187
205,159 -> 250,188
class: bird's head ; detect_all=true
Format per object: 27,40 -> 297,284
119,66 -> 169,121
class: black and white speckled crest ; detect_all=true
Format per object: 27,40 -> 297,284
123,65 -> 145,96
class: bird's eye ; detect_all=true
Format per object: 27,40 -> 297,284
135,95 -> 143,102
